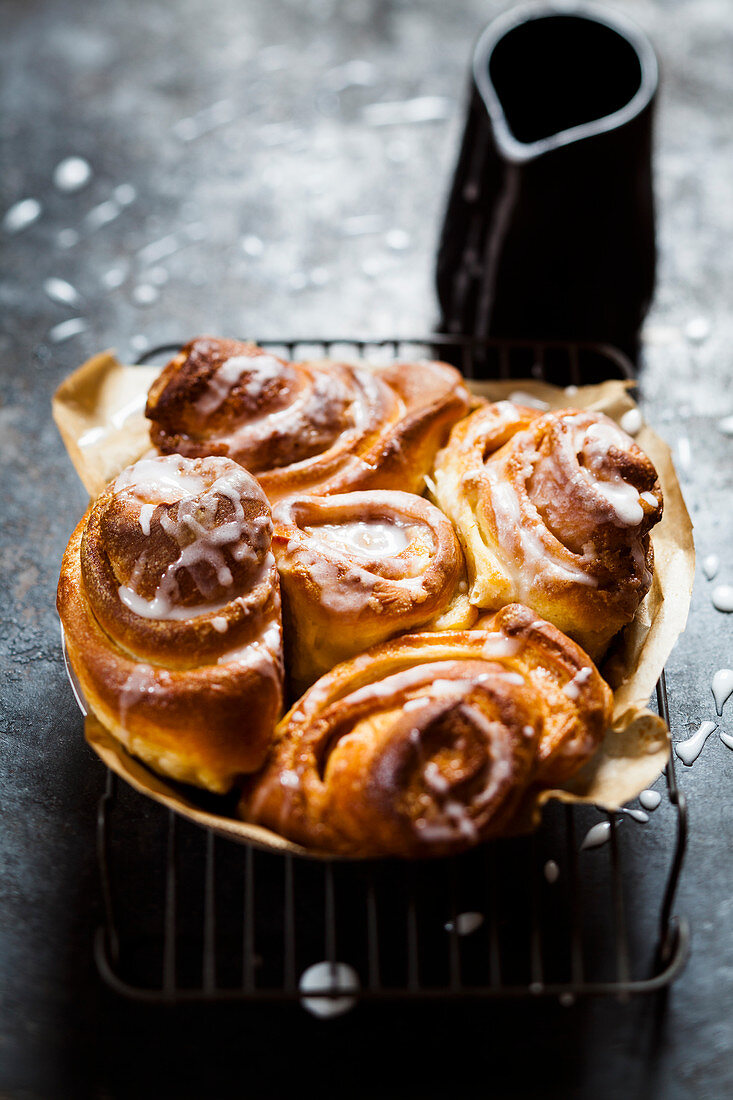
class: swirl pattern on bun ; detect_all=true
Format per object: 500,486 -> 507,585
57,454 -> 283,792
272,490 -> 476,693
433,402 -> 663,658
145,336 -> 472,503
241,604 -> 612,857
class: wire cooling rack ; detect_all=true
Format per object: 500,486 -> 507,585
92,335 -> 688,1007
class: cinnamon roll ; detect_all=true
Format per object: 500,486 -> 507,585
241,604 -> 612,857
145,336 -> 472,503
272,490 -> 476,693
57,454 -> 284,792
433,402 -> 663,658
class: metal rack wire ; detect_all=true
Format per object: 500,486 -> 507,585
92,335 -> 688,1007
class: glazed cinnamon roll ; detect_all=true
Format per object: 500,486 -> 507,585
57,454 -> 284,792
272,490 -> 476,693
145,336 -> 472,503
434,402 -> 663,658
241,604 -> 612,857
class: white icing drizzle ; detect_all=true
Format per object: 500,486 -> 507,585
461,401 -> 521,451
424,762 -> 450,794
583,423 -> 644,526
712,669 -> 733,715
414,704 -> 514,843
482,633 -> 523,659
114,455 -> 207,501
119,586 -> 232,621
675,721 -> 717,766
486,462 -> 598,596
305,519 -> 416,557
211,616 -> 228,633
423,473 -> 438,497
562,666 -> 592,700
217,618 -> 282,668
219,359 -> 387,465
639,789 -> 661,811
640,491 -> 659,507
139,503 -> 156,536
340,662 -> 473,711
289,543 -> 377,614
114,455 -> 269,621
194,354 -> 285,414
508,390 -> 550,410
119,664 -> 158,730
720,731 -> 733,752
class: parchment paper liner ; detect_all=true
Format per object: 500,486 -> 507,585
53,353 -> 695,858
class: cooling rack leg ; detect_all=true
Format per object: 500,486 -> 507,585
656,674 -> 689,970
96,769 -> 119,967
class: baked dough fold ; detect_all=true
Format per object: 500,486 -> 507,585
272,490 -> 476,693
241,604 -> 612,857
57,454 -> 283,792
434,401 -> 663,658
145,336 -> 472,503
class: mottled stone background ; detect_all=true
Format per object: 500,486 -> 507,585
1,1 -> 732,1096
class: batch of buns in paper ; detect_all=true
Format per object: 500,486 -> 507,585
57,337 -> 663,857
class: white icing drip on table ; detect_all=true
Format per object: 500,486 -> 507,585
544,859 -> 560,883
580,821 -> 612,850
620,807 -> 649,823
702,554 -> 720,581
675,721 -> 717,766
712,585 -> 733,612
712,669 -> 733,715
639,789 -> 662,811
445,911 -> 484,935
299,961 -> 359,1019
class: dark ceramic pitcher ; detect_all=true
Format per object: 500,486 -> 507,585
436,3 -> 658,365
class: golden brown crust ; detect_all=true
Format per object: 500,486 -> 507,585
57,454 -> 284,793
240,604 -> 612,857
272,490 -> 476,694
434,402 -> 663,658
145,336 -> 473,503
